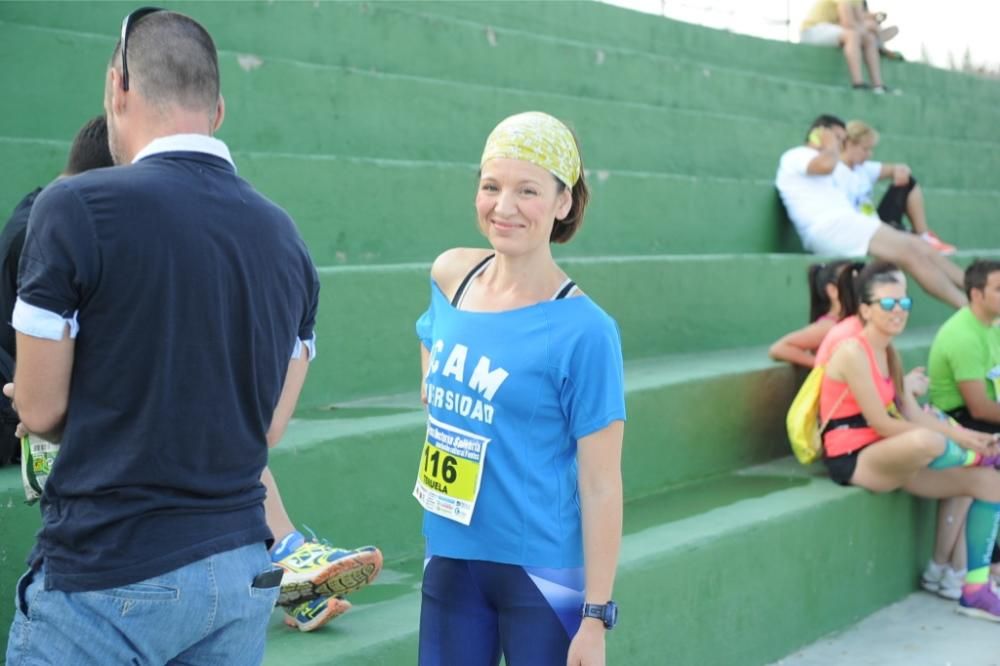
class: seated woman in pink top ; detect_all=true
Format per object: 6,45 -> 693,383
809,263 -> 929,395
820,261 -> 1000,621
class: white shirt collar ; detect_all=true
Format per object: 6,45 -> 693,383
132,134 -> 236,169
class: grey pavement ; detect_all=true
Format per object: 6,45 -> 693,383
772,592 -> 1000,666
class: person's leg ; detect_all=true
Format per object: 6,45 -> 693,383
922,497 -> 972,600
861,30 -> 885,87
902,183 -> 929,235
902,468 -> 1000,617
876,177 -> 917,232
849,428 -> 949,492
419,556 -> 502,666
934,497 -> 973,564
168,543 -> 281,665
867,226 -> 967,308
839,28 -> 866,85
482,563 -> 583,666
262,466 -> 296,545
263,465 -> 383,610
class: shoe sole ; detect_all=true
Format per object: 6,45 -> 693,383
919,580 -> 939,594
283,599 -> 352,632
956,605 -> 1000,623
277,549 -> 383,606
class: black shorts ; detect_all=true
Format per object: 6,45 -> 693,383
946,407 -> 1000,435
877,176 -> 918,231
823,450 -> 860,486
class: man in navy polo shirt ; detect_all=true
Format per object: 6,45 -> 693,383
5,9 -> 318,663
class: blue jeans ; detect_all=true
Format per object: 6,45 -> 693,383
6,542 -> 280,665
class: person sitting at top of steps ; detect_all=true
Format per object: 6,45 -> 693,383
776,114 -> 968,309
836,119 -> 955,254
818,261 -> 1000,622
799,0 -> 891,93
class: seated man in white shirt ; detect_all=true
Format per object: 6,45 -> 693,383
776,114 -> 966,309
838,119 -> 955,254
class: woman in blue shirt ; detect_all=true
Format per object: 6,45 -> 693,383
415,112 -> 626,666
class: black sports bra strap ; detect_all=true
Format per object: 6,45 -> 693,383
451,253 -> 496,307
554,281 -> 577,300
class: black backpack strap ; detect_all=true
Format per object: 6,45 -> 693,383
451,254 -> 495,308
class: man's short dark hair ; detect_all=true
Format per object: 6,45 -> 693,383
806,114 -> 846,142
111,11 -> 220,115
964,259 -> 1000,299
64,115 -> 113,175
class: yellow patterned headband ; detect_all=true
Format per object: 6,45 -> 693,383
480,111 -> 581,188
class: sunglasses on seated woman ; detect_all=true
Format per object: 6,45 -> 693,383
867,297 -> 913,312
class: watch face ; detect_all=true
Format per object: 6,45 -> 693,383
604,602 -> 618,628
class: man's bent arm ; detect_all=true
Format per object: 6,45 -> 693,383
13,327 -> 74,441
958,380 -> 1000,424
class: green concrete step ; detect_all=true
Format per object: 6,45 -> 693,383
3,139 -> 998,266
300,253 -> 969,406
253,459 -> 931,665
3,1 -> 997,143
0,332 -> 938,661
2,22 -> 999,195
407,1 -> 1000,107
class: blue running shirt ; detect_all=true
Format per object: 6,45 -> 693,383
415,279 -> 626,568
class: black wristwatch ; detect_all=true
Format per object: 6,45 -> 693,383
580,601 -> 618,629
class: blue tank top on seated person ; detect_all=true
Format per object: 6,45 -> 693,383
415,277 -> 626,568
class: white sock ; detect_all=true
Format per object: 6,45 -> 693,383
924,560 -> 946,579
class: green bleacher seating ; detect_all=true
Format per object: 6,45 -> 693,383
1,2 -> 998,663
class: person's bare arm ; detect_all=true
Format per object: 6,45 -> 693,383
877,162 -> 912,186
266,354 -> 310,447
768,320 -> 834,368
806,128 -> 843,175
958,380 -> 1000,424
10,328 -> 74,441
567,420 -> 624,666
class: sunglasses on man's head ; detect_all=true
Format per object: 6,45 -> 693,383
868,297 -> 913,312
120,6 -> 164,91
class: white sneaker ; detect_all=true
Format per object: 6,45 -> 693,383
921,561 -> 964,601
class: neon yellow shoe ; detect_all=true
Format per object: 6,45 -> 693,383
283,596 -> 352,632
275,543 -> 383,606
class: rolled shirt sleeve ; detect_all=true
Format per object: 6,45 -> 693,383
16,181 -> 98,338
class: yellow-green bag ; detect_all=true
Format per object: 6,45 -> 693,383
786,367 -> 847,465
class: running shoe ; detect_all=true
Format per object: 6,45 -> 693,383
921,231 -> 957,255
283,596 -> 352,632
979,453 -> 1000,469
275,543 -> 383,606
921,562 -> 964,600
957,584 -> 1000,622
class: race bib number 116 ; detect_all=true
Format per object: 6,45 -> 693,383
413,415 -> 490,526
